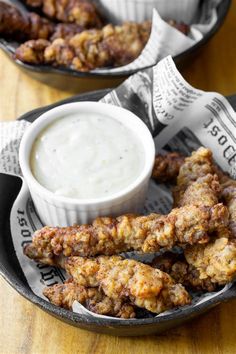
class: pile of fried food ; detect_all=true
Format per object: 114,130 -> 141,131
23,147 -> 236,319
0,1 -> 189,71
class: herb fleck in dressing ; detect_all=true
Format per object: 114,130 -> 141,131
30,114 -> 145,199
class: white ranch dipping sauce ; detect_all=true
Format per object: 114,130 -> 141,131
30,113 -> 145,199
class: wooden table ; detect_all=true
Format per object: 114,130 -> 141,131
1,3 -> 236,353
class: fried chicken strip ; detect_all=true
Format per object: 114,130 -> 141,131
153,148 -> 236,237
0,1 -> 54,40
185,237 -> 236,285
152,187 -> 236,288
178,174 -> 221,208
172,148 -> 236,285
50,23 -> 84,40
25,0 -> 103,28
15,39 -> 50,64
152,252 -> 216,292
152,150 -> 215,186
24,203 -> 229,264
15,21 -> 151,70
0,2 -> 84,41
14,19 -> 189,70
152,152 -> 185,184
153,148 -> 220,207
219,174 -> 236,238
173,147 -> 216,206
43,278 -> 136,318
62,256 -> 191,314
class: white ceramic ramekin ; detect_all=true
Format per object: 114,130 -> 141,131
97,0 -> 200,24
19,102 -> 155,227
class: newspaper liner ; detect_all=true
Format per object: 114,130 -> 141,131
0,56 -> 235,320
3,0 -> 223,74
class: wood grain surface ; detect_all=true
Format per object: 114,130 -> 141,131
1,2 -> 236,353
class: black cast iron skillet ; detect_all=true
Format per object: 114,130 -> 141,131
0,89 -> 236,336
0,0 -> 232,92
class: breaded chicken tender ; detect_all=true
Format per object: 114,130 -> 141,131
220,176 -> 236,238
25,0 -> 103,28
0,2 -> 84,41
172,149 -> 236,286
152,253 -> 216,292
152,202 -> 234,289
141,204 -> 227,252
43,278 -> 136,318
50,23 -> 84,40
24,203 -> 228,264
185,237 -> 236,285
152,149 -> 215,187
63,256 -> 191,314
14,17 -> 190,70
0,2 -> 54,40
173,147 -> 215,206
15,39 -> 50,64
152,152 -> 185,183
178,174 -> 221,208
15,21 -> 151,70
153,148 -> 236,238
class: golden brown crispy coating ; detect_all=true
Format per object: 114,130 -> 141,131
64,256 -> 191,314
152,153 -> 185,184
45,32 -> 111,70
13,18 -> 189,71
0,2 -> 54,40
152,253 -> 216,292
25,0 -> 103,28
173,147 -> 215,206
185,237 -> 236,285
181,156 -> 236,237
152,149 -> 236,238
178,174 -> 221,208
177,148 -> 215,189
0,2 -> 29,38
15,21 -> 151,70
15,39 -> 50,64
26,0 -> 43,6
171,261 -> 216,292
99,21 -> 151,67
222,187 -> 236,237
43,278 -> 136,318
50,23 -> 84,40
219,175 -> 236,238
44,38 -> 76,66
142,204 -> 228,252
28,12 -> 54,39
24,204 -> 229,264
152,149 -> 217,188
171,148 -> 236,286
0,2 -> 84,42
